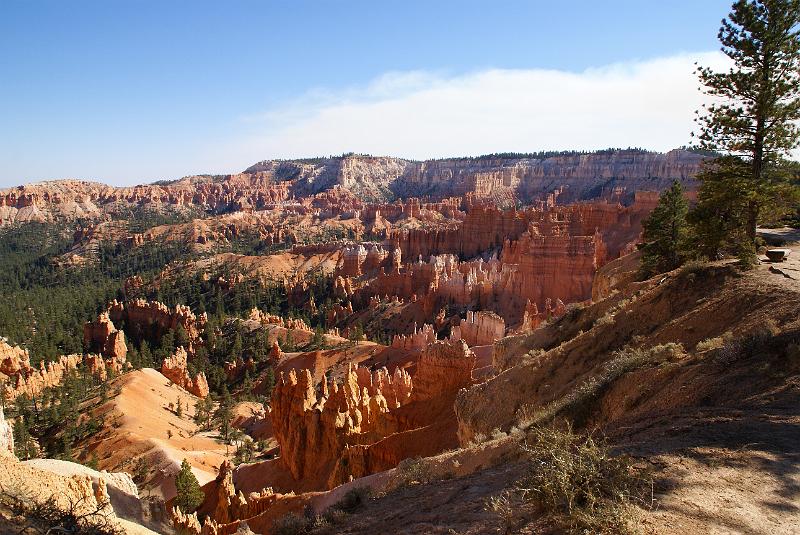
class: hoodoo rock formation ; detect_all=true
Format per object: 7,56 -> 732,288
270,339 -> 474,489
1,338 -> 84,401
107,299 -> 206,349
450,311 -> 506,347
0,338 -> 31,377
390,323 -> 436,350
83,312 -> 128,361
0,338 -> 129,401
161,346 -> 210,398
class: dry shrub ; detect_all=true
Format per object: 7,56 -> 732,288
484,490 -> 518,534
271,487 -> 372,535
393,457 -> 432,487
0,483 -> 122,535
679,260 -> 708,278
594,313 -> 616,327
271,513 -> 322,535
517,344 -> 683,429
563,302 -> 586,323
713,320 -> 781,366
696,333 -> 732,352
514,426 -> 649,534
333,486 -> 372,514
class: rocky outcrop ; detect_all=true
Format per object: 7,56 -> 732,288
83,312 -> 127,362
390,323 -> 436,350
171,460 -> 309,535
518,298 -> 567,332
247,308 -> 313,333
271,339 -> 473,489
271,364 -> 410,485
500,223 -> 602,310
107,299 -> 206,350
161,347 -> 209,398
2,350 -> 83,401
410,339 -> 476,401
0,406 -> 14,457
268,340 -> 283,364
337,243 -> 399,278
450,311 -> 505,346
0,338 -> 31,376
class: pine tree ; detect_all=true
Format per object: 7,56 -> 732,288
13,416 -> 33,460
262,367 -> 276,400
310,327 -> 325,350
348,324 -> 365,346
640,181 -> 691,276
175,324 -> 190,348
693,0 -> 800,260
214,389 -> 233,441
174,459 -> 204,513
194,396 -> 214,430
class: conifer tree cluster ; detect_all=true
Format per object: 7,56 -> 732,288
642,0 -> 800,274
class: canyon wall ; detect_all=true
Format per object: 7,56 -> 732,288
1,149 -> 703,226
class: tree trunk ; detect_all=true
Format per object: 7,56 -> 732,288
747,201 -> 758,244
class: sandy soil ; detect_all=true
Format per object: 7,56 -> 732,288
75,368 -> 232,500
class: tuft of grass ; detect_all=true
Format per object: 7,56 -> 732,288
514,426 -> 650,534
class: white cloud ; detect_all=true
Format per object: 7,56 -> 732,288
225,51 -> 729,164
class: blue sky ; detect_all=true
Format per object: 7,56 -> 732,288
0,0 -> 733,187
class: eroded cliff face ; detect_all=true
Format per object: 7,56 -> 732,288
107,298 -> 206,350
0,149 -> 703,226
450,311 -> 505,347
0,337 -> 128,401
270,339 -> 474,490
